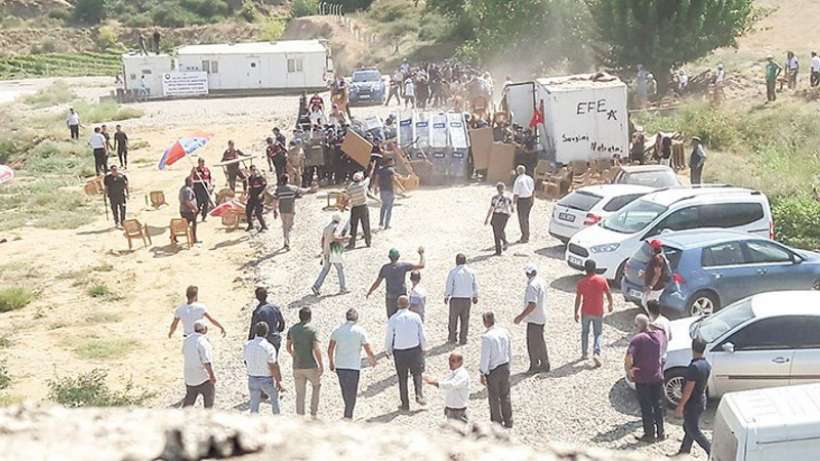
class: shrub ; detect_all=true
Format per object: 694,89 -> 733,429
258,17 -> 286,41
48,369 -> 154,407
238,0 -> 258,21
0,288 -> 35,313
771,195 -> 820,250
73,338 -> 138,360
291,0 -> 319,18
0,361 -> 10,390
22,81 -> 76,108
96,25 -> 122,51
87,284 -> 112,298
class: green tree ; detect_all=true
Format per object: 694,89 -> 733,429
72,0 -> 107,24
587,0 -> 753,96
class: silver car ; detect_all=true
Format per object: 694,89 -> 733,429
661,290 -> 820,406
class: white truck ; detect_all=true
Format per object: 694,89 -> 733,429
711,383 -> 820,461
502,73 -> 628,165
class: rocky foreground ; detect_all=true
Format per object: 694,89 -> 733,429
0,405 -> 663,461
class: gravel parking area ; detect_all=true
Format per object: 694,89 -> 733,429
207,183 -> 709,459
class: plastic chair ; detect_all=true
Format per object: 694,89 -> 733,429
122,219 -> 152,250
221,212 -> 240,231
146,191 -> 167,209
169,218 -> 193,248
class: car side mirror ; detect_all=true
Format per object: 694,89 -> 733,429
722,342 -> 735,353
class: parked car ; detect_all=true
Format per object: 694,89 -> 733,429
565,186 -> 773,282
348,68 -> 385,105
621,230 -> 820,316
612,165 -> 681,188
711,383 -> 820,461
548,184 -> 652,243
656,291 -> 820,406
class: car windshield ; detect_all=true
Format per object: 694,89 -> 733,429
623,170 -> 680,188
557,191 -> 602,212
352,71 -> 380,82
601,199 -> 667,234
690,298 -> 755,343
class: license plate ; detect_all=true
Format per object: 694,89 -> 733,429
359,94 -> 370,99
628,289 -> 643,299
568,255 -> 583,266
558,212 -> 575,222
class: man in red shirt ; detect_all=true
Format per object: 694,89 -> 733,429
574,260 -> 613,367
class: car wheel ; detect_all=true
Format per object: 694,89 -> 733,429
814,278 -> 820,290
688,291 -> 719,317
663,368 -> 687,408
613,260 -> 628,286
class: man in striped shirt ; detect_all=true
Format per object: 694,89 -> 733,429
346,171 -> 373,249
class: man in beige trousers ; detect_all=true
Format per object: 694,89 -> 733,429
286,306 -> 324,417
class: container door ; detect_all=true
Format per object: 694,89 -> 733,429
246,57 -> 263,89
503,82 -> 536,128
286,54 -> 306,89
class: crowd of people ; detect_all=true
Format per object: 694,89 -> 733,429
384,59 -> 495,111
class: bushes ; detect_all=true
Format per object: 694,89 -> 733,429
291,0 -> 319,18
22,81 -> 76,108
0,288 -> 36,313
72,0 -> 107,24
0,361 -> 10,390
48,369 -> 154,407
258,17 -> 286,41
771,196 -> 820,250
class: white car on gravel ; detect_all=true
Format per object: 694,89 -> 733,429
565,186 -> 773,281
548,185 -> 652,243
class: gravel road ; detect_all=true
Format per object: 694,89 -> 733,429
213,185 -> 709,459
143,95 -> 709,460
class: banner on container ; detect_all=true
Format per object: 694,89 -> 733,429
162,72 -> 209,97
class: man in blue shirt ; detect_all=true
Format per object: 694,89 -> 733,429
247,287 -> 285,353
674,337 -> 712,456
367,247 -> 425,319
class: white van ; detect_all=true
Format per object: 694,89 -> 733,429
565,186 -> 773,281
548,184 -> 652,243
712,383 -> 820,461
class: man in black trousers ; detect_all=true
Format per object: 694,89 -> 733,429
479,311 -> 513,428
385,296 -> 428,411
248,287 -> 285,353
103,165 -> 128,228
511,165 -> 534,243
245,165 -> 268,232
674,337 -> 712,457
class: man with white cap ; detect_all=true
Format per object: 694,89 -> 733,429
514,264 -> 550,373
346,171 -> 373,249
312,213 -> 349,296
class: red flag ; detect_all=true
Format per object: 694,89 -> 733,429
529,100 -> 545,127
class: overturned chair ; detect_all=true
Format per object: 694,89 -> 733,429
145,191 -> 168,209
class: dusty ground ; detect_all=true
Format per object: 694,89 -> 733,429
0,84 -> 709,460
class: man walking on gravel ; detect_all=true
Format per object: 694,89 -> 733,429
328,308 -> 377,419
245,165 -> 268,232
248,287 -> 285,354
312,213 -> 349,296
511,165 -> 534,243
514,264 -> 550,374
479,312 -> 512,428
103,165 -> 128,228
674,337 -> 712,457
346,171 -> 374,249
182,320 -> 216,408
168,286 -> 227,339
89,126 -> 107,175
444,253 -> 479,345
625,314 -> 667,443
244,321 -> 285,414
272,174 -> 308,250
385,295 -> 428,411
574,260 -> 613,366
66,108 -> 80,140
113,125 -> 128,169
366,247 -> 425,319
287,307 -> 324,418
423,352 -> 470,422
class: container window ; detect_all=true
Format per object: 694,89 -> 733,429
211,61 -> 218,74
201,60 -> 210,73
288,58 -> 303,73
141,69 -> 152,75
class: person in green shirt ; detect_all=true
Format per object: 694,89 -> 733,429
286,307 -> 324,417
765,55 -> 782,102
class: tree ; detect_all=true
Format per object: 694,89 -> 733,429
587,0 -> 753,96
72,0 -> 107,24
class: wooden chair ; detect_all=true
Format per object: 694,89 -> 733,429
84,177 -> 103,195
215,188 -> 236,205
146,191 -> 167,209
534,160 -> 553,182
221,212 -> 240,231
572,168 -> 592,190
169,218 -> 193,248
323,192 -> 349,211
122,219 -> 151,250
569,160 -> 588,175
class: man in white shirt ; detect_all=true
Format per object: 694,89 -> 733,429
444,253 -> 479,345
66,108 -> 80,140
423,352 -> 470,422
810,51 -> 820,88
514,264 -> 550,374
168,286 -> 227,338
385,295 -> 428,411
244,322 -> 285,414
328,308 -> 377,419
646,300 -> 672,360
511,165 -> 534,243
89,126 -> 108,175
479,311 -> 512,428
182,320 -> 216,408
403,78 -> 415,109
